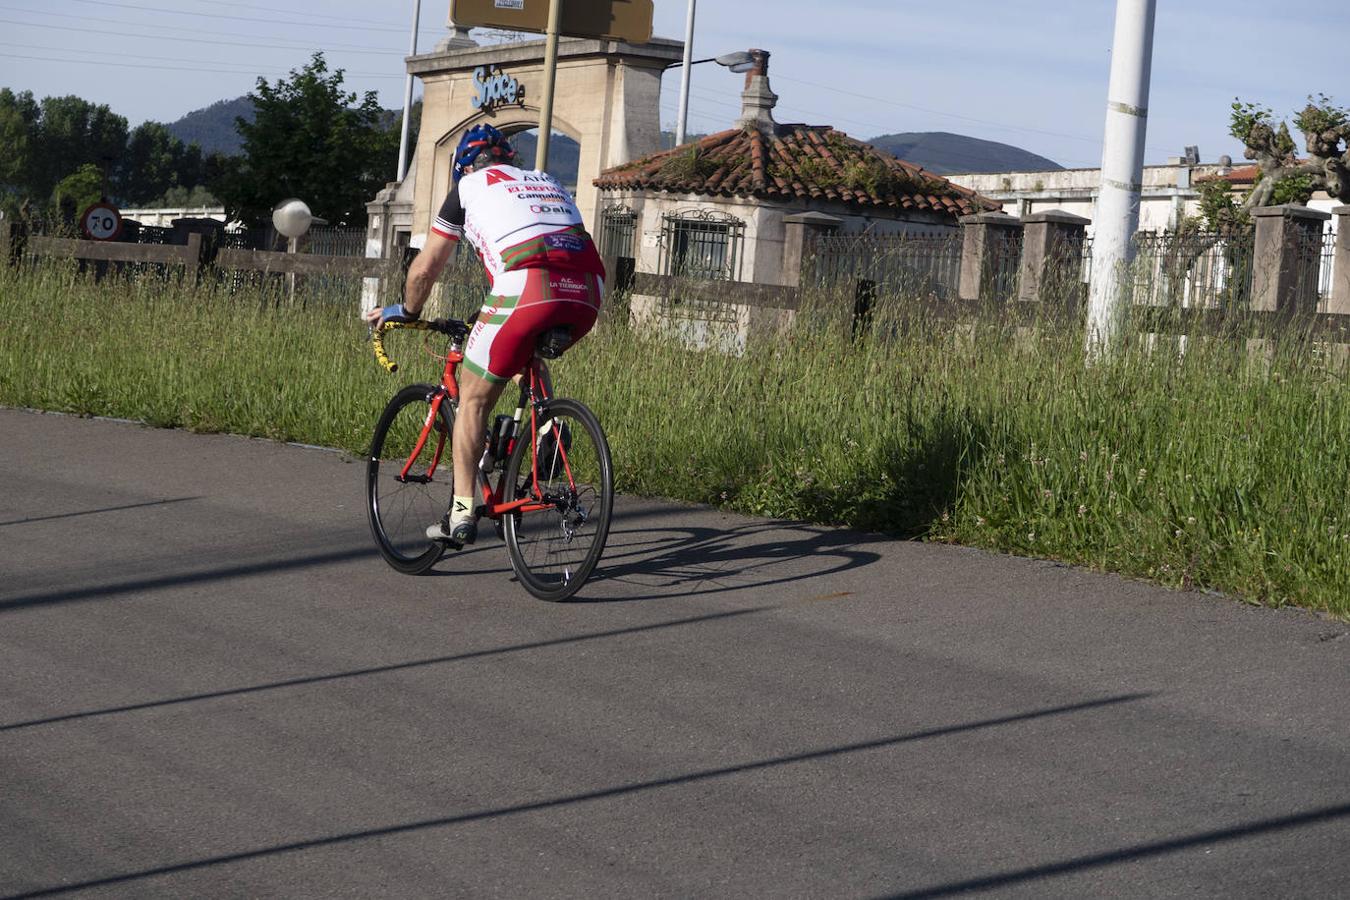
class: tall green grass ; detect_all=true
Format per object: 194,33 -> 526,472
2,261 -> 1346,615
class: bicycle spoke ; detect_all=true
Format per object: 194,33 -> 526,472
503,400 -> 613,601
367,385 -> 453,574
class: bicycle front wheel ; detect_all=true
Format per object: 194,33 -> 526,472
502,398 -> 613,601
367,383 -> 455,575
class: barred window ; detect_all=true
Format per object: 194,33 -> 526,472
659,210 -> 745,281
598,205 -> 637,258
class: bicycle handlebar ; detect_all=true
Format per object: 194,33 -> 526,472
371,318 -> 470,374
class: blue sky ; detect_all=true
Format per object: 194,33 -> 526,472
1,0 -> 1346,170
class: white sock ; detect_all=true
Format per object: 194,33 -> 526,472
450,495 -> 475,525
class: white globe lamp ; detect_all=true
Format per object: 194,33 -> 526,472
272,198 -> 313,240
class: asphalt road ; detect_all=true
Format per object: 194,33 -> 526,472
2,408 -> 1348,899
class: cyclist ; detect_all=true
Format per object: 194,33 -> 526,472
364,124 -> 606,546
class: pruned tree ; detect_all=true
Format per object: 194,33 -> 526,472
1230,94 -> 1350,210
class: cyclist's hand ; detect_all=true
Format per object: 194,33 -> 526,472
364,303 -> 420,327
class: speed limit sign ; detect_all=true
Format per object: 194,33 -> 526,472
81,202 -> 123,241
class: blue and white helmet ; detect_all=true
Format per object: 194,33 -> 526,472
453,124 -> 516,182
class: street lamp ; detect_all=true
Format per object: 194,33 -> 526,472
670,49 -> 756,146
272,198 -> 313,242
273,198 -> 313,303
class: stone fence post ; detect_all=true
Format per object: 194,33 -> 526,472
1017,210 -> 1090,304
958,212 -> 1022,303
1250,204 -> 1332,314
1331,206 -> 1350,316
782,211 -> 842,288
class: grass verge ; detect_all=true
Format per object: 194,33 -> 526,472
2,262 -> 1346,616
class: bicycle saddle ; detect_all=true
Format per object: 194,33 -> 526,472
536,326 -> 574,359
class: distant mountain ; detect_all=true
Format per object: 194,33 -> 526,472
166,97 -> 255,156
163,97 -> 583,191
509,131 -> 580,191
867,131 -> 1062,175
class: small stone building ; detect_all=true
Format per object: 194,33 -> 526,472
591,50 -> 996,288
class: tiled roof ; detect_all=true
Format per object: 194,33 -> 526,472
1196,164 -> 1260,185
594,125 -> 997,219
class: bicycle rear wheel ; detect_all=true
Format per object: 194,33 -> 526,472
502,398 -> 613,601
367,383 -> 455,575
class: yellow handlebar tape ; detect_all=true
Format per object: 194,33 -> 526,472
372,320 -> 434,374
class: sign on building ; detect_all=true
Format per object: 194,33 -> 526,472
449,0 -> 653,43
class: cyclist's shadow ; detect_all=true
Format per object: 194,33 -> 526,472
582,503 -> 886,603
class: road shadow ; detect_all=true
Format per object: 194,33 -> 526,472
0,607 -> 771,733
0,545 -> 379,612
1,693 -> 1153,899
0,496 -> 201,528
877,800 -> 1350,898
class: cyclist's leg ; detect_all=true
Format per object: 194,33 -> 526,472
440,269 -> 600,541
432,368 -> 508,543
429,275 -> 526,544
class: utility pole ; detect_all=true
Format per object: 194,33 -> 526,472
396,0 -> 422,182
1085,0 -> 1156,358
534,0 -> 564,170
675,0 -> 696,146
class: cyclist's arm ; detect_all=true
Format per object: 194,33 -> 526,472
402,230 -> 455,317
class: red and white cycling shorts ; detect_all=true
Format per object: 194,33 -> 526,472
463,267 -> 603,383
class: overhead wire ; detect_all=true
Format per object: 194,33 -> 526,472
0,16 -> 408,57
63,0 -> 431,34
0,6 -> 412,54
9,5 -> 1182,167
769,72 -> 1184,164
0,50 -> 404,80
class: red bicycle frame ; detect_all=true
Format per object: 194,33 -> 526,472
399,344 -> 565,520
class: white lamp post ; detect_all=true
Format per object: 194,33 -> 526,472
397,0 -> 422,183
1086,0 -> 1157,358
675,0 -> 696,147
272,198 -> 313,302
272,198 -> 313,244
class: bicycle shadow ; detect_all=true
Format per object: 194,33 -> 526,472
421,404 -> 983,599
576,510 -> 886,603
565,407 -> 988,603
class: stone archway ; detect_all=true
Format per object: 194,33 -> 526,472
428,106 -> 586,215
405,34 -> 683,235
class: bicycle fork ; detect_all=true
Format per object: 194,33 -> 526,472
398,390 -> 449,483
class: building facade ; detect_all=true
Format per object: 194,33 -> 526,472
946,157 -> 1341,235
592,51 -> 997,288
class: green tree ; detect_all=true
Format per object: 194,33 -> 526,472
155,183 -> 219,208
211,52 -> 398,226
51,163 -> 105,217
116,122 -> 184,206
28,95 -> 127,202
0,89 -> 40,216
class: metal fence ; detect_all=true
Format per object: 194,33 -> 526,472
1129,230 -> 1255,310
1316,225 -> 1337,310
809,231 -> 965,301
307,225 -> 368,258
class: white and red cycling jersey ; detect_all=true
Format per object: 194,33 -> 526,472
430,165 -> 605,288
